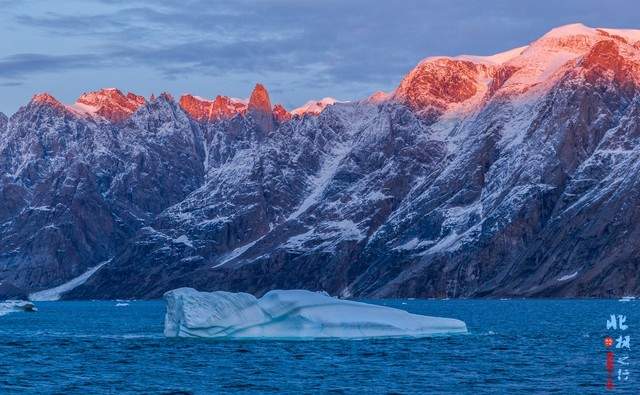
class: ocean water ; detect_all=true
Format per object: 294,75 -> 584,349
1,299 -> 638,394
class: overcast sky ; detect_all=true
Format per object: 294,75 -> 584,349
0,0 -> 638,114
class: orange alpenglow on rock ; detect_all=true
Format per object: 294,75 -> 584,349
272,104 -> 291,122
179,94 -> 247,122
31,93 -> 65,109
581,40 -> 640,88
247,83 -> 275,133
248,83 -> 272,114
74,88 -> 146,122
179,84 -> 285,129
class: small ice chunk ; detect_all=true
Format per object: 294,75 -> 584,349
163,288 -> 467,339
0,300 -> 37,316
619,296 -> 636,302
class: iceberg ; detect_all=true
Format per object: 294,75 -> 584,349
164,288 -> 467,339
0,300 -> 37,316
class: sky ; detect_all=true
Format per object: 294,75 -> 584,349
0,0 -> 639,115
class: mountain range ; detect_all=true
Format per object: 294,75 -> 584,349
2,23 -> 640,300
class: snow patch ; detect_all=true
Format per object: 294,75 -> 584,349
288,143 -> 350,221
29,260 -> 110,301
291,98 -> 343,116
557,271 -> 578,282
173,235 -> 193,248
212,238 -> 263,268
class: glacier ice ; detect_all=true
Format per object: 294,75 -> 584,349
0,300 -> 37,316
164,288 -> 467,339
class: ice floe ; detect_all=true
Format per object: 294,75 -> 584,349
0,300 -> 37,316
164,288 -> 467,339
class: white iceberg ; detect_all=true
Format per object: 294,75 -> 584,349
0,300 -> 37,316
163,288 -> 467,339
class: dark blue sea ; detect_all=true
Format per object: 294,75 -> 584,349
1,299 -> 639,394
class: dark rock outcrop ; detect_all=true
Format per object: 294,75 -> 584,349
0,282 -> 28,300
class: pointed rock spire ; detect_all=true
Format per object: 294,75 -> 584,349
248,83 -> 272,114
247,83 -> 274,133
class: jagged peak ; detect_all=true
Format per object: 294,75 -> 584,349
72,88 -> 147,122
179,84 -> 276,123
273,103 -> 291,122
158,92 -> 174,102
31,92 -> 63,107
179,94 -> 248,122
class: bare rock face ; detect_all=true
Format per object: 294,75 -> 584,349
4,24 -> 640,300
0,112 -> 7,133
395,58 -> 480,110
0,282 -> 27,300
247,84 -> 275,133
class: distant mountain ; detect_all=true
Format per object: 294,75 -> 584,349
2,23 -> 640,299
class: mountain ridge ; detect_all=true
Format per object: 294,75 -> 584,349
2,23 -> 640,299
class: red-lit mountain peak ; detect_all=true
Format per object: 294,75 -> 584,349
179,94 -> 211,121
248,84 -> 275,132
75,88 -> 146,122
179,94 -> 248,122
273,104 -> 291,122
248,83 -> 272,114
393,58 -> 483,115
31,93 -> 65,109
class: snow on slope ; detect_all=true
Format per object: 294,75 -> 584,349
291,98 -> 342,116
29,261 -> 110,301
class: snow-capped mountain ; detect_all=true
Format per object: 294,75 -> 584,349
2,23 -> 640,299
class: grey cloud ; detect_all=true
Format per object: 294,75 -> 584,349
0,53 -> 107,79
0,81 -> 23,87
